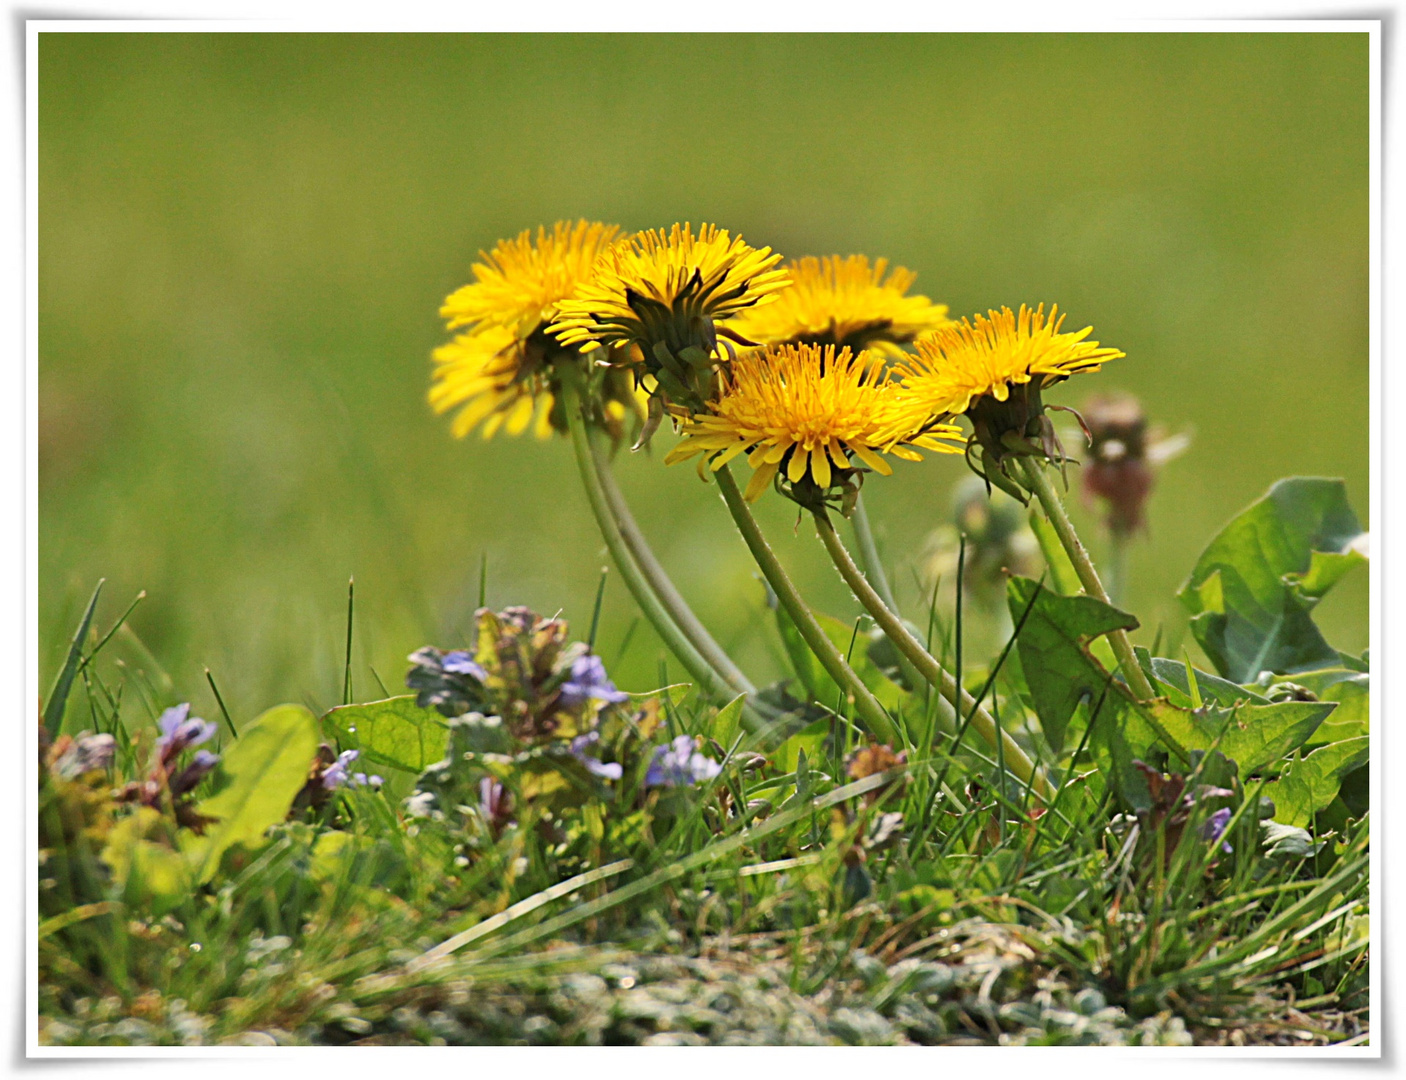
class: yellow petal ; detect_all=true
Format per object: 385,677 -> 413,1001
828,439 -> 852,470
786,447 -> 808,484
533,395 -> 555,439
848,442 -> 893,476
811,444 -> 832,488
745,460 -> 780,501
710,441 -> 751,470
504,395 -> 535,436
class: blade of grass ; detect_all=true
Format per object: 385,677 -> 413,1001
588,565 -> 609,651
44,578 -> 105,736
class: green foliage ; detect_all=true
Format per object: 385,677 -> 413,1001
43,578 -> 104,736
1152,699 -> 1333,775
1027,511 -> 1081,596
1261,737 -> 1369,828
324,695 -> 449,775
1139,651 -> 1270,708
1005,576 -> 1136,754
186,704 -> 320,883
774,603 -> 906,711
1178,478 -> 1366,682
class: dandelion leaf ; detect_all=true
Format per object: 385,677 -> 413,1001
1178,478 -> 1365,682
1261,736 -> 1368,828
1005,576 -> 1138,755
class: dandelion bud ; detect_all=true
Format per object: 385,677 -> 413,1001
1081,394 -> 1154,536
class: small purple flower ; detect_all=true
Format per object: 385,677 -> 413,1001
570,732 -> 623,781
1200,807 -> 1233,853
322,749 -> 360,790
169,749 -> 221,798
558,655 -> 630,709
442,650 -> 488,682
351,772 -> 384,788
645,735 -> 722,788
156,704 -> 218,761
53,733 -> 117,778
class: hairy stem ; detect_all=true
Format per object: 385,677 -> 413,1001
812,509 -> 1056,803
561,368 -> 737,709
1106,529 -> 1130,609
1016,457 -> 1157,702
714,465 -> 897,743
587,426 -> 756,698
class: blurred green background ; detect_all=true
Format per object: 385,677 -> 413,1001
40,33 -> 1370,723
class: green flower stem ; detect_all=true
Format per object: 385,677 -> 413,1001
586,425 -> 757,699
812,508 -> 1056,804
850,493 -> 899,614
714,464 -> 898,744
561,369 -> 737,709
1106,529 -> 1130,609
850,492 -> 930,712
1016,457 -> 1158,703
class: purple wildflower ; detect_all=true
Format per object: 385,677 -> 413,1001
569,732 -> 624,781
558,655 -> 630,709
53,733 -> 116,778
169,749 -> 221,798
442,650 -> 488,682
156,703 -> 218,761
352,772 -> 384,788
1199,807 -> 1233,853
645,735 -> 722,788
322,749 -> 360,790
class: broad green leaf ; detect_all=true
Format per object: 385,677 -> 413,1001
775,605 -> 906,712
1284,668 -> 1368,745
1027,509 -> 1082,596
774,601 -> 836,704
1006,576 -> 1138,754
773,716 -> 830,775
1142,652 -> 1270,708
1152,699 -> 1333,775
1178,478 -> 1366,681
1262,736 -> 1369,827
325,695 -> 450,774
1261,819 -> 1326,861
708,693 -> 747,751
186,704 -> 319,884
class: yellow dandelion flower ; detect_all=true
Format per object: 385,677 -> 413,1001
893,304 -> 1124,418
664,343 -> 964,503
728,254 -> 950,353
442,220 -> 621,340
550,222 -> 790,360
431,220 -> 624,440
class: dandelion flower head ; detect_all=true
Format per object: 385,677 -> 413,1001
430,220 -> 622,439
893,304 -> 1124,419
550,222 -> 790,357
728,254 -> 950,354
665,342 -> 964,502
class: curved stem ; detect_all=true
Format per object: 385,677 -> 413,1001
812,509 -> 1056,804
1015,457 -> 1157,702
850,492 -> 928,702
587,428 -> 756,698
1106,530 -> 1130,609
714,465 -> 897,744
850,493 -> 899,614
561,368 -> 736,709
